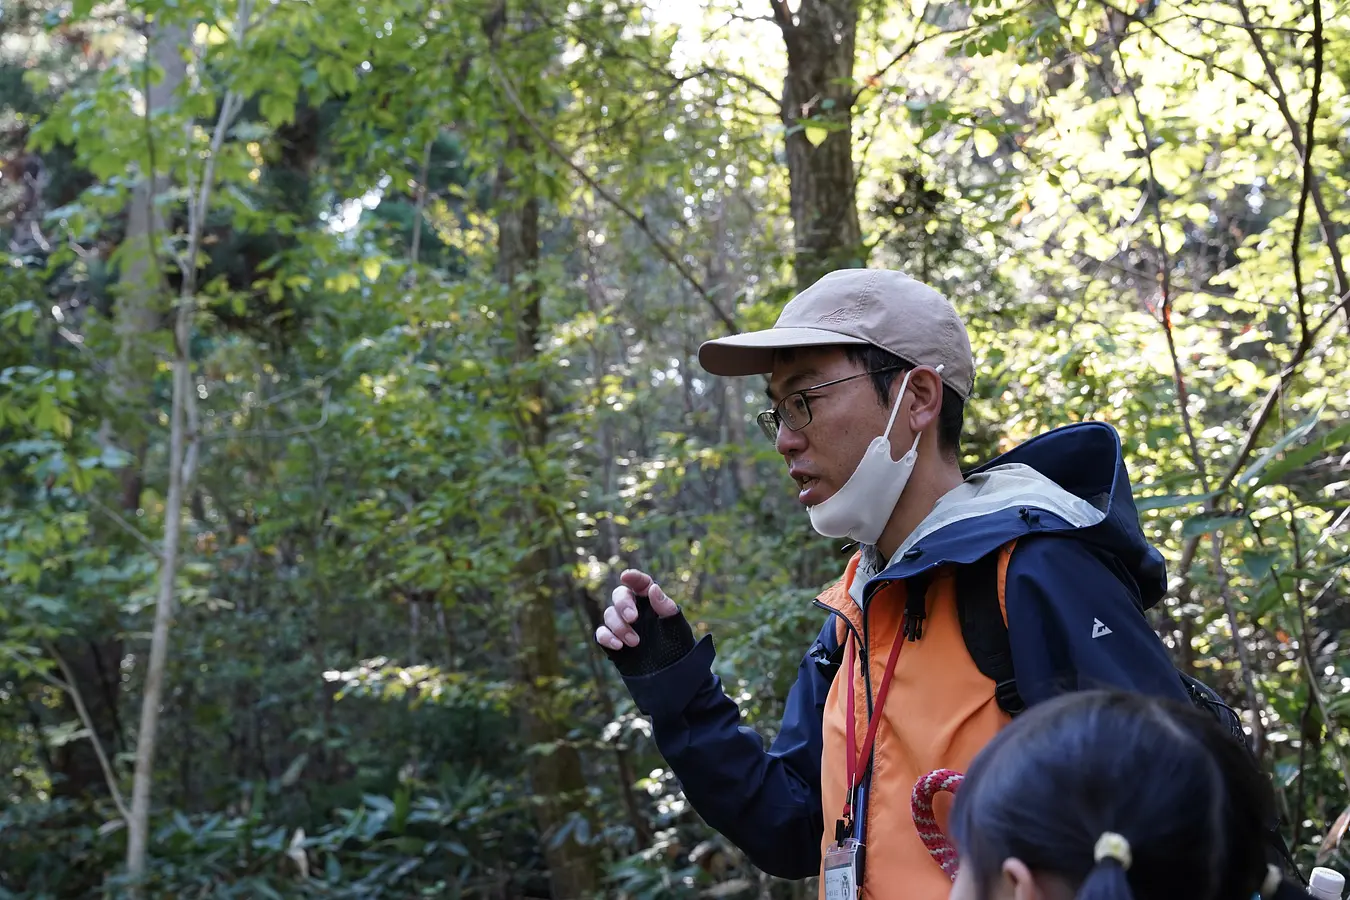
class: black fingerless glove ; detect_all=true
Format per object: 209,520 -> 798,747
604,593 -> 696,677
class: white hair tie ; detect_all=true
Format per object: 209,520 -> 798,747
1260,864 -> 1283,898
1093,832 -> 1132,871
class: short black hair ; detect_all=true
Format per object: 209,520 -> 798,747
949,690 -> 1281,900
842,345 -> 964,460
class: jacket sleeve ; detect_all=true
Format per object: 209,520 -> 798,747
618,616 -> 840,879
1003,536 -> 1191,707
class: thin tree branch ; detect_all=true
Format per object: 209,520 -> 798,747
1233,0 -> 1348,308
209,385 -> 333,441
768,0 -> 795,33
674,66 -> 780,106
728,11 -> 779,26
31,643 -> 132,824
182,373 -> 201,488
1289,0 -> 1324,349
1045,239 -> 1284,306
854,7 -> 993,102
1312,287 -> 1350,341
560,14 -> 779,107
184,90 -> 243,298
1307,503 -> 1350,564
1172,10 -> 1313,35
1222,371 -> 1312,497
487,58 -> 737,333
256,360 -> 351,409
1104,6 -> 1270,95
1173,302 -> 1350,606
1285,505 -> 1350,800
1111,42 -> 1209,490
1209,534 -> 1266,756
87,494 -> 161,557
409,135 -> 435,275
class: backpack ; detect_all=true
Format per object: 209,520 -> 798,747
954,547 -> 1305,884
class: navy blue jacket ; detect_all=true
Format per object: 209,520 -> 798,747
618,423 -> 1189,878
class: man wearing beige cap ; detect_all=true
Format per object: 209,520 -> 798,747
598,269 -> 1193,898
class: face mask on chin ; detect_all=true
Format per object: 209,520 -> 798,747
807,365 -> 941,547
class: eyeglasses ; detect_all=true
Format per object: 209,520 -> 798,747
756,367 -> 904,442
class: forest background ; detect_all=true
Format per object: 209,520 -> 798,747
1,0 -> 1348,896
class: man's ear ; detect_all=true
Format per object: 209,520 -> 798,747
902,366 -> 944,435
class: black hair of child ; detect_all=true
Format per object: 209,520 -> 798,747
949,689 -> 1306,900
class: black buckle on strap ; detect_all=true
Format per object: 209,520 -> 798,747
995,679 -> 1026,716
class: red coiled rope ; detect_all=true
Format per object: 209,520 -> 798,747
911,768 -> 964,881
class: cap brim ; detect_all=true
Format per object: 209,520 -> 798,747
697,327 -> 869,376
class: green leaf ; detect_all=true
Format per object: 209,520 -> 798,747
250,883 -> 284,900
280,753 -> 309,787
26,594 -> 68,615
1135,489 -> 1224,511
22,69 -> 50,95
1181,514 -> 1244,538
392,784 -> 410,834
1239,550 -> 1282,581
32,392 -> 57,432
1251,421 -> 1350,488
260,92 -> 296,127
327,272 -> 361,294
1235,404 -> 1324,486
974,128 -> 999,158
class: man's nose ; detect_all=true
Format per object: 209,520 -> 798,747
775,421 -> 807,455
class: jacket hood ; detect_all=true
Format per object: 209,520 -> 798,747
862,421 -> 1168,610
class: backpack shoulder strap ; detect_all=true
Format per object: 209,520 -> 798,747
957,541 -> 1026,716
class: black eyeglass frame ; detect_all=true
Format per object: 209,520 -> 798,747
755,366 -> 905,442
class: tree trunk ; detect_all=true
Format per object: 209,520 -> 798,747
775,0 -> 865,288
123,6 -> 246,876
498,126 -> 601,898
126,279 -> 191,883
55,2 -> 186,817
707,195 -> 756,496
102,21 -> 190,885
112,19 -> 187,481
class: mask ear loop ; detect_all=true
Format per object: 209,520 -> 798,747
882,369 -> 913,438
883,364 -> 946,445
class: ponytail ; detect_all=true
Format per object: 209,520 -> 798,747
1075,833 -> 1135,900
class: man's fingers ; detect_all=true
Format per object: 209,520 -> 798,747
603,605 -> 639,647
595,625 -> 624,651
611,584 -> 638,624
648,582 -> 679,618
619,570 -> 678,619
619,569 -> 653,596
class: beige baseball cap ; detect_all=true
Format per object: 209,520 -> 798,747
697,268 -> 975,399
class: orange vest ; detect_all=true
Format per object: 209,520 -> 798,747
816,547 -> 1015,899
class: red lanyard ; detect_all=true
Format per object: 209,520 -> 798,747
842,622 -> 907,822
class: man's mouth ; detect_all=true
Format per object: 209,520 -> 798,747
793,473 -> 821,503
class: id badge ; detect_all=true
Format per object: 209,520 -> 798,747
823,838 -> 864,900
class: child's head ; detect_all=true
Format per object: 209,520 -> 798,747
948,690 -> 1280,900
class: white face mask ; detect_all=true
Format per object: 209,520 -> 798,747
807,366 -> 940,546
